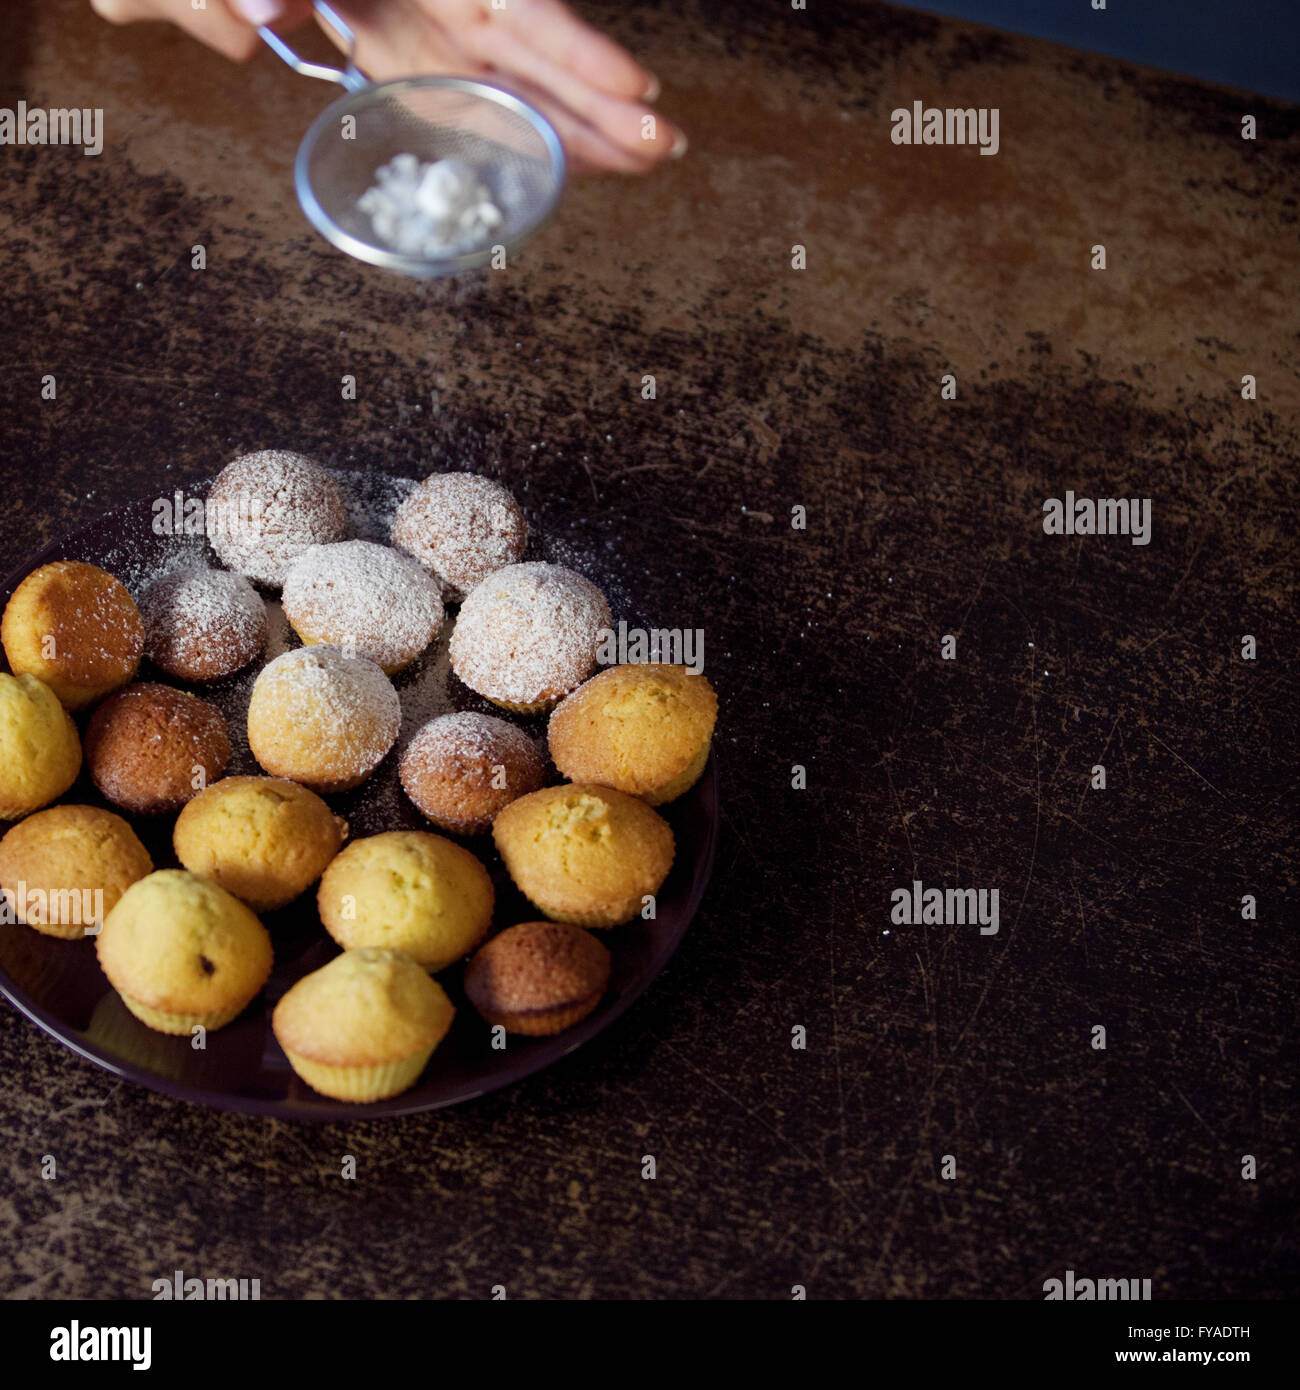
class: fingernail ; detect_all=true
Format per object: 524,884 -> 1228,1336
670,130 -> 688,159
642,73 -> 661,103
232,0 -> 284,25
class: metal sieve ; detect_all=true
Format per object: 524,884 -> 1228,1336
261,1 -> 566,277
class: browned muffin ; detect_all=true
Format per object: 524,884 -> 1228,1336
399,711 -> 544,835
85,683 -> 231,815
1,560 -> 144,711
464,921 -> 611,1036
140,566 -> 268,682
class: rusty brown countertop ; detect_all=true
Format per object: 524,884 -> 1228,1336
0,0 -> 1295,1298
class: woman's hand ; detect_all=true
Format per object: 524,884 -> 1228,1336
89,0 -> 685,173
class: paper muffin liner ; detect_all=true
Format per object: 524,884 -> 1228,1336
526,897 -> 633,930
477,994 -> 602,1037
282,1047 -> 434,1101
119,994 -> 248,1035
484,696 -> 558,717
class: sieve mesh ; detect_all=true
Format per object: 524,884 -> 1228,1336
295,77 -> 565,278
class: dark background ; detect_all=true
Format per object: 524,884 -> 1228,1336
0,0 -> 1296,1298
895,0 -> 1300,101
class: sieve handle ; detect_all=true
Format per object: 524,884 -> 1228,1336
259,1 -> 369,93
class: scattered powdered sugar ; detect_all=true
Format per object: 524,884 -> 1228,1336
359,155 -> 503,258
48,465 -> 633,835
392,472 -> 527,601
139,565 -> 267,681
340,469 -> 417,543
449,561 -> 611,706
281,540 -> 443,672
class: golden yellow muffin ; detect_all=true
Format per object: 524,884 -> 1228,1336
317,830 -> 494,971
2,561 -> 143,710
246,646 -> 400,794
95,869 -> 273,1035
548,663 -> 717,805
492,784 -> 675,928
464,921 -> 611,1036
173,776 -> 349,912
272,947 -> 455,1101
0,805 -> 152,940
281,541 -> 444,675
0,673 -> 82,820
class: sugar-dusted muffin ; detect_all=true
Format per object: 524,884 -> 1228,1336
317,830 -> 494,971
85,683 -> 231,815
174,776 -> 348,912
96,869 -> 273,1035
464,921 -> 611,1036
246,646 -> 400,794
1,560 -> 143,710
140,565 -> 267,682
272,947 -> 456,1102
548,663 -> 717,805
205,449 -> 347,587
391,472 -> 527,602
493,783 -> 674,928
0,673 -> 82,820
449,562 -> 611,714
0,805 -> 152,940
399,711 -> 544,836
281,540 -> 444,674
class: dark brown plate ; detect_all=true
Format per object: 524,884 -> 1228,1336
0,485 -> 717,1121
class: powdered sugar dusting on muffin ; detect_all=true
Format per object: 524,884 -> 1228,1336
252,646 -> 400,784
450,561 -> 611,707
207,450 -> 347,587
281,540 -> 444,672
140,566 -> 267,681
392,473 -> 527,602
404,710 -> 538,774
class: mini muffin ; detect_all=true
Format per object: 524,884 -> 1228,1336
493,783 -> 674,928
392,472 -> 527,602
2,560 -> 143,710
0,673 -> 82,820
449,561 -> 611,714
174,776 -> 348,911
399,711 -> 544,835
281,540 -> 444,674
96,869 -> 273,1035
0,805 -> 152,939
549,663 -> 718,805
246,646 -> 400,794
140,566 -> 267,682
205,449 -> 347,587
85,683 -> 230,815
272,947 -> 456,1101
317,830 -> 494,971
465,921 -> 611,1036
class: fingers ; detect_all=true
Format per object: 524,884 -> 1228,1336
498,0 -> 656,101
88,0 -> 312,62
492,70 -> 661,174
457,23 -> 683,165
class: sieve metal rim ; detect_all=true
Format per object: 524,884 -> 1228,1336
293,75 -> 566,279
